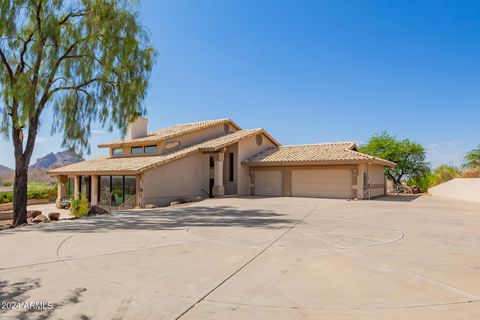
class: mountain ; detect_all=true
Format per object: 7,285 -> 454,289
0,165 -> 14,182
1,151 -> 84,183
0,164 -> 13,175
30,150 -> 83,169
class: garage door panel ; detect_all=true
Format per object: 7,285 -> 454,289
255,171 -> 282,196
292,169 -> 352,199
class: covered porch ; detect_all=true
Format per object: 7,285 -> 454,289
54,174 -> 144,209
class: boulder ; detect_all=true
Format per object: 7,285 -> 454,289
48,212 -> 60,221
32,214 -> 48,223
87,205 -> 109,216
144,204 -> 156,209
30,210 -> 42,219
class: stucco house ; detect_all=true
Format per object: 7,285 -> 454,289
48,118 -> 394,208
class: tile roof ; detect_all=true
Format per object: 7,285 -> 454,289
49,129 -> 266,175
98,118 -> 240,148
243,142 -> 395,167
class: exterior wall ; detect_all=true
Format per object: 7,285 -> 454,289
252,165 -> 358,199
160,123 -> 237,153
237,133 -> 277,195
111,123 -> 238,157
429,178 -> 480,203
143,152 -> 210,206
358,163 -> 386,199
223,143 -> 238,195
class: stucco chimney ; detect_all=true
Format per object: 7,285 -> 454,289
126,117 -> 148,140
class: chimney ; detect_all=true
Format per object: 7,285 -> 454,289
126,117 -> 148,140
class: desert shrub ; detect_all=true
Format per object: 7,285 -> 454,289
429,165 -> 461,187
70,198 -> 89,218
406,173 -> 432,193
0,192 -> 13,204
462,167 -> 480,178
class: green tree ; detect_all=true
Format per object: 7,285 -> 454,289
463,145 -> 480,169
0,1 -> 155,226
360,132 -> 430,186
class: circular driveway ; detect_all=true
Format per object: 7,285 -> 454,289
1,195 -> 480,319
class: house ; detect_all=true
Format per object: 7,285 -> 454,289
48,118 -> 395,208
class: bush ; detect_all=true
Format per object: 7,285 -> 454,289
1,181 -> 13,187
70,198 -> 89,218
462,167 -> 480,178
0,192 -> 13,204
429,165 -> 461,187
0,182 -> 57,205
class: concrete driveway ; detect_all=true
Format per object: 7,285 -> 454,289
0,195 -> 479,320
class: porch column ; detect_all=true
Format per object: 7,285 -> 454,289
136,173 -> 144,208
212,149 -> 225,197
55,175 -> 67,208
74,175 -> 80,200
91,175 -> 99,206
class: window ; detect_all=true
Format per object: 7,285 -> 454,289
165,141 -> 180,150
209,156 -> 214,168
66,178 -> 74,197
255,133 -> 263,146
144,145 -> 157,153
131,146 -> 143,155
98,175 -> 136,206
229,153 -> 234,182
112,148 -> 123,156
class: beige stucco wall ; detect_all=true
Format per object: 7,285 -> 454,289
111,123 -> 238,156
368,164 -> 386,197
237,133 -> 276,195
160,123 -> 237,153
429,178 -> 480,203
143,152 -> 209,206
223,143 -> 238,195
357,163 -> 385,199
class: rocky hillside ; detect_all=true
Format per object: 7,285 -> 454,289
1,151 -> 83,183
30,150 -> 83,169
0,165 -> 14,182
0,164 -> 13,175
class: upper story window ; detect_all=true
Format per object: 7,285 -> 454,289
112,148 -> 123,156
131,146 -> 144,155
165,141 -> 180,150
144,145 -> 157,153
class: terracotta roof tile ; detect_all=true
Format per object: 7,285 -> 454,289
98,118 -> 240,148
243,142 -> 395,167
49,129 -> 265,175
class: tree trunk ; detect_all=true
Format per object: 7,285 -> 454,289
11,120 -> 38,227
12,163 -> 29,226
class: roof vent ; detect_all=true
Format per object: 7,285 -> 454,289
126,117 -> 148,140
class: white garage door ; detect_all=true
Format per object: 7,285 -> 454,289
292,169 -> 352,199
255,171 -> 282,196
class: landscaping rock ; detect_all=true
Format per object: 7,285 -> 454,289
145,204 -> 156,209
48,212 -> 60,221
32,214 -> 48,223
87,205 -> 109,216
30,210 -> 42,219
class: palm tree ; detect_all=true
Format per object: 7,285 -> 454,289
463,145 -> 480,168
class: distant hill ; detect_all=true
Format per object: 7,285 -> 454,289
0,165 -> 14,182
30,150 -> 83,169
0,164 -> 13,175
1,151 -> 84,183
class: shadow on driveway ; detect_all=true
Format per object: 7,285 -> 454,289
372,194 -> 423,202
3,205 -> 296,234
0,277 -> 89,320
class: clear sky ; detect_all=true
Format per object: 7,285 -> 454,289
1,0 -> 480,168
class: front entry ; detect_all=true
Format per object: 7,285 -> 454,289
209,178 -> 214,198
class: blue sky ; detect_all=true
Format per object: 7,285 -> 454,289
1,0 -> 480,168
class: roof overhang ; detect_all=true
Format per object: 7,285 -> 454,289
243,158 -> 395,168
